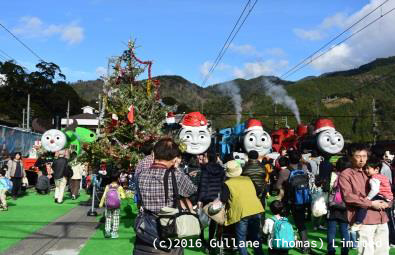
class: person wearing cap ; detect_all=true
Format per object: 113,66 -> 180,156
52,149 -> 69,203
220,160 -> 264,255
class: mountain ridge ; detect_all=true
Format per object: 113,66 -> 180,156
70,56 -> 395,141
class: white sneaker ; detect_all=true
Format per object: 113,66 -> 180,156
318,225 -> 327,230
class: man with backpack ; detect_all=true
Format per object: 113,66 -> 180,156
287,150 -> 311,254
263,200 -> 294,255
99,171 -> 126,239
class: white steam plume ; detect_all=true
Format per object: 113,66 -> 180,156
262,79 -> 301,124
218,82 -> 242,123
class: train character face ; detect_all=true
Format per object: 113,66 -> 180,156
179,112 -> 211,155
41,129 -> 67,152
317,129 -> 344,154
179,126 -> 211,155
243,129 -> 272,156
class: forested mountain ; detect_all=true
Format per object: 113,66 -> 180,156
71,56 -> 395,142
2,56 -> 395,142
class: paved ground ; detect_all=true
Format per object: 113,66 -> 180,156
1,204 -> 103,255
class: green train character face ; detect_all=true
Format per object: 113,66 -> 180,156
41,118 -> 97,156
75,127 -> 97,143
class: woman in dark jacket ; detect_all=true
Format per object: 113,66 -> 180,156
197,151 -> 225,251
6,152 -> 25,200
326,157 -> 351,255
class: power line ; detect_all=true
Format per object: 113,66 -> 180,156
201,0 -> 258,87
204,0 -> 258,87
0,48 -> 30,72
0,22 -> 44,61
0,48 -> 14,60
201,0 -> 251,87
282,6 -> 395,80
281,0 -> 392,79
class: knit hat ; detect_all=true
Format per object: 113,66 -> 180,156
245,119 -> 263,133
314,118 -> 335,134
225,160 -> 242,177
248,150 -> 259,160
181,112 -> 207,127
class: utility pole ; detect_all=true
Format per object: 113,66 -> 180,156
273,101 -> 278,130
372,98 -> 378,145
22,108 -> 25,129
66,100 -> 70,127
27,94 -> 30,131
98,94 -> 102,135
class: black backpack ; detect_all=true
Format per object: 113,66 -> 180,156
288,169 -> 311,205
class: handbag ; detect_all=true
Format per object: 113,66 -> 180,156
133,176 -> 170,251
203,200 -> 226,225
158,169 -> 201,239
22,176 -> 29,186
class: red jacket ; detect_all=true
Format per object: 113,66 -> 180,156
372,173 -> 393,200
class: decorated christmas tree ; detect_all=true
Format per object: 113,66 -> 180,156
82,40 -> 168,169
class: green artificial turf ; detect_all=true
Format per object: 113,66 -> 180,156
0,189 -> 88,253
81,197 -> 395,255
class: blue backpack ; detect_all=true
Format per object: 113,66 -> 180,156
6,178 -> 13,192
271,216 -> 295,250
288,170 -> 311,205
1,178 -> 13,192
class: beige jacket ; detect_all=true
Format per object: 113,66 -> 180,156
6,160 -> 26,178
71,163 -> 85,180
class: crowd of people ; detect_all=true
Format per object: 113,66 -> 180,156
1,137 -> 395,255
132,138 -> 395,255
0,149 -> 90,208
